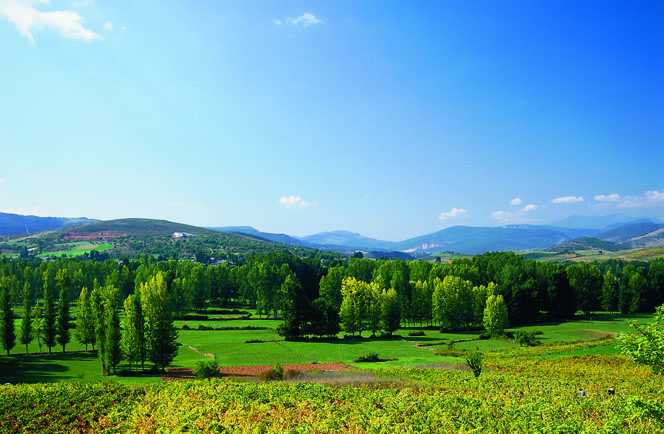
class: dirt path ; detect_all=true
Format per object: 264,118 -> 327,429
187,344 -> 215,358
582,329 -> 616,336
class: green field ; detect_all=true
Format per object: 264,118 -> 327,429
36,242 -> 113,258
1,312 -> 655,385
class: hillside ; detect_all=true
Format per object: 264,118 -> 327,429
209,226 -> 311,247
545,237 -> 622,253
597,221 -> 664,243
0,212 -> 94,236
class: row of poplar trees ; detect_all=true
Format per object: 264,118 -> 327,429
0,272 -> 177,375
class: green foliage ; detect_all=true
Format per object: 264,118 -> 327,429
618,304 -> 664,374
19,282 -> 32,354
42,284 -> 57,353
56,287 -> 71,352
483,294 -> 509,335
464,351 -> 484,377
260,363 -> 284,381
193,359 -> 220,380
514,331 -> 539,347
75,287 -> 95,351
122,293 -> 146,371
354,353 -> 381,363
141,273 -> 178,371
0,283 -> 16,356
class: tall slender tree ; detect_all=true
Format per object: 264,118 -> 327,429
31,304 -> 43,354
0,284 -> 16,356
19,282 -> 33,355
141,273 -> 178,371
42,285 -> 57,354
122,293 -> 146,371
56,287 -> 71,352
75,287 -> 95,351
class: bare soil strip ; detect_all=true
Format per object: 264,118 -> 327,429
163,362 -> 355,381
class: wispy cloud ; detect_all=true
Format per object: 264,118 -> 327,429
0,0 -> 101,42
103,20 -> 112,31
290,12 -> 323,27
617,190 -> 664,208
594,193 -> 621,202
0,205 -> 46,216
278,195 -> 317,208
438,207 -> 467,221
0,178 -> 3,185
492,203 -> 538,224
274,12 -> 323,28
552,195 -> 584,204
509,197 -> 522,206
522,204 -> 537,212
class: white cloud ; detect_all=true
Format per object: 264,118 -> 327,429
618,190 -> 664,208
552,195 -> 584,204
287,12 -> 323,27
509,197 -> 522,206
103,20 -> 112,31
279,195 -> 317,209
0,178 -> 3,184
522,204 -> 537,212
272,19 -> 282,26
438,207 -> 467,221
594,193 -> 621,202
0,0 -> 101,42
0,205 -> 46,216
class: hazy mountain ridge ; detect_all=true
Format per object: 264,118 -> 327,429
0,212 -> 95,236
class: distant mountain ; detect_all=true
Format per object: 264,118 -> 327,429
597,222 -> 664,243
546,237 -> 622,253
387,225 -> 571,255
300,230 -> 394,250
548,214 -> 660,230
209,226 -> 310,247
0,212 -> 95,236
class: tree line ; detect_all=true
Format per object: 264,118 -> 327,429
0,252 -> 662,350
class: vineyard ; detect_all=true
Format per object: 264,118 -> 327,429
2,342 -> 663,433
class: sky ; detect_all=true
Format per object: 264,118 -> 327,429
0,0 -> 663,241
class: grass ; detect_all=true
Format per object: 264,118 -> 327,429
36,242 -> 113,258
1,311 -> 654,385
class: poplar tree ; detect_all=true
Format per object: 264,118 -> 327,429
19,282 -> 33,355
483,295 -> 509,335
141,273 -> 178,371
92,284 -> 122,375
75,287 -> 95,351
42,286 -> 57,354
31,304 -> 43,353
122,293 -> 146,371
56,287 -> 71,352
0,285 -> 16,356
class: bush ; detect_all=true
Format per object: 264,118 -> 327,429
181,324 -> 191,330
465,352 -> 484,378
197,324 -> 213,331
354,353 -> 381,363
260,363 -> 284,381
478,332 -> 491,340
284,369 -> 302,379
408,331 -> 426,337
514,331 -> 539,346
193,359 -> 220,380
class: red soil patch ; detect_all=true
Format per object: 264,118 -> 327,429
163,362 -> 355,381
63,232 -> 126,241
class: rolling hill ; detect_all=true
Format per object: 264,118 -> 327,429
300,230 -> 393,250
545,237 -> 622,253
208,226 -> 310,247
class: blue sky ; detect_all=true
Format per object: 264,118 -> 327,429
1,1 -> 663,240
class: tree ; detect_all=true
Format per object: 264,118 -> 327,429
602,271 -> 619,312
91,284 -> 122,375
381,288 -> 401,336
618,304 -> 664,375
31,304 -> 44,354
483,294 -> 509,335
42,285 -> 57,354
75,287 -> 95,351
19,282 -> 33,355
566,263 -> 602,314
277,275 -> 308,339
56,287 -> 71,352
0,284 -> 16,356
340,277 -> 363,336
123,293 -> 146,371
319,265 -> 346,311
141,273 -> 178,371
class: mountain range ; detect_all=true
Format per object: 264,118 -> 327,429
1,212 -> 663,256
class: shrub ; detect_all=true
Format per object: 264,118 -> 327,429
260,364 -> 284,381
284,369 -> 302,379
181,324 -> 191,330
197,324 -> 213,331
408,331 -> 426,337
193,359 -> 220,380
354,353 -> 380,363
514,331 -> 539,346
478,332 -> 491,340
465,352 -> 484,378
